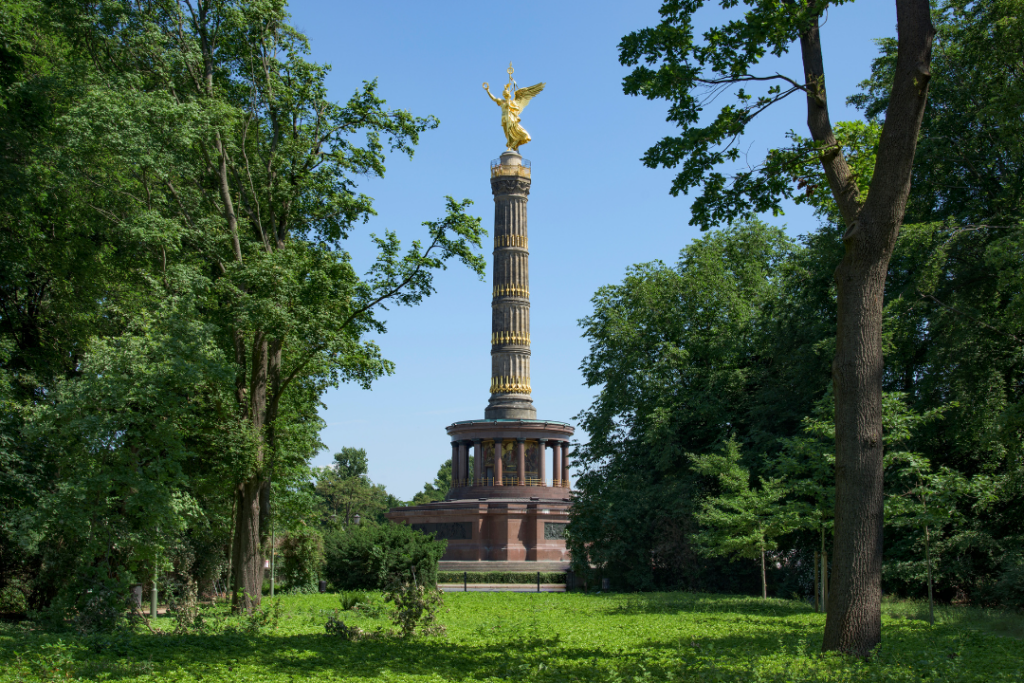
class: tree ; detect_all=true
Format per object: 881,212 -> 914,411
410,456 -> 472,506
43,0 -> 486,613
885,454 -> 968,624
772,395 -> 838,613
691,439 -> 800,599
570,220 -> 796,592
315,448 -> 396,528
620,0 -> 935,654
333,447 -> 370,479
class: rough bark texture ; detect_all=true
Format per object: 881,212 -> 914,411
797,0 -> 934,657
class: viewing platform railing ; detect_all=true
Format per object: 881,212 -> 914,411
490,158 -> 531,178
446,476 -> 570,489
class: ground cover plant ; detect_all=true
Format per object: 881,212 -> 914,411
1,592 -> 1021,682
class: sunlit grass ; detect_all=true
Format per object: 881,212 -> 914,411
881,596 -> 1024,640
1,592 -> 1022,682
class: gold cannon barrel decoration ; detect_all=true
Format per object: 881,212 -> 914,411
491,331 -> 531,345
489,375 -> 532,394
492,284 -> 529,298
494,234 -> 528,248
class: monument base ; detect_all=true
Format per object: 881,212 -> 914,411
386,493 -> 571,562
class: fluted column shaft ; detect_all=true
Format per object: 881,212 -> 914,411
473,439 -> 482,485
486,151 -> 536,420
538,439 -> 547,487
516,439 -> 526,485
552,441 -> 562,487
457,441 -> 468,487
562,442 -> 570,488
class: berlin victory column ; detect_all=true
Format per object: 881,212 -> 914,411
386,65 -> 575,568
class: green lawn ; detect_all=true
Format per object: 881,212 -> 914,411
2,592 -> 1022,682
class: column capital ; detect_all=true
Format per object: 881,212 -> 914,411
516,437 -> 525,443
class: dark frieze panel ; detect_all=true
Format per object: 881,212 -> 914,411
490,177 -> 531,196
544,522 -> 568,540
412,522 -> 473,540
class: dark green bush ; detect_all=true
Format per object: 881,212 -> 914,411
280,529 -> 325,589
323,523 -> 446,590
436,571 -> 565,584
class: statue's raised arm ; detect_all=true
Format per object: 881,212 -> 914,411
482,82 -> 503,106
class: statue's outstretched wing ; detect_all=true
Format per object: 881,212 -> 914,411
514,82 -> 546,110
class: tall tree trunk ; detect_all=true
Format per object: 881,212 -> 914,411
925,524 -> 934,625
761,548 -> 767,600
826,251 -> 890,648
230,487 -> 241,606
820,527 -> 826,614
814,551 -> 820,612
795,0 -> 935,656
235,477 -> 265,612
231,335 -> 270,611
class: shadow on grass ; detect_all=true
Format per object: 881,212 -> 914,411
3,594 -> 1019,682
602,591 -> 814,618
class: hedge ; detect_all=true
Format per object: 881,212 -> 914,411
437,571 -> 565,584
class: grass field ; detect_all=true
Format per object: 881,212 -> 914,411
2,592 -> 1022,682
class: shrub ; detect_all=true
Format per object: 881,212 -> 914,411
436,571 -> 566,584
990,551 -> 1024,610
279,529 -> 325,589
384,578 -> 446,637
339,591 -> 372,610
323,523 -> 445,591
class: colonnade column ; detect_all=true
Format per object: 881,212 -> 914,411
538,439 -> 547,487
516,439 -> 526,485
494,439 -> 504,486
561,442 -> 570,488
473,439 -> 482,486
457,441 -> 468,487
552,441 -> 562,488
450,442 -> 459,487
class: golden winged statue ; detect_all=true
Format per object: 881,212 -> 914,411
483,63 -> 545,152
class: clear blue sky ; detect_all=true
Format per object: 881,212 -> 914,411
289,0 -> 895,500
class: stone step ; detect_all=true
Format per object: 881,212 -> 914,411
438,560 -> 570,573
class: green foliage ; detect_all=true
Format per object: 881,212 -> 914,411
987,551 -> 1024,611
849,0 -> 1024,225
618,0 -> 844,228
410,456 -> 473,506
569,219 -> 797,592
322,523 -> 446,591
314,450 -> 400,528
338,591 -> 373,611
0,0 -> 484,618
279,529 -> 325,590
3,593 -> 1024,681
580,5 -> 1024,599
383,579 -> 446,637
333,448 -> 369,479
436,572 -> 566,584
691,438 -> 800,598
